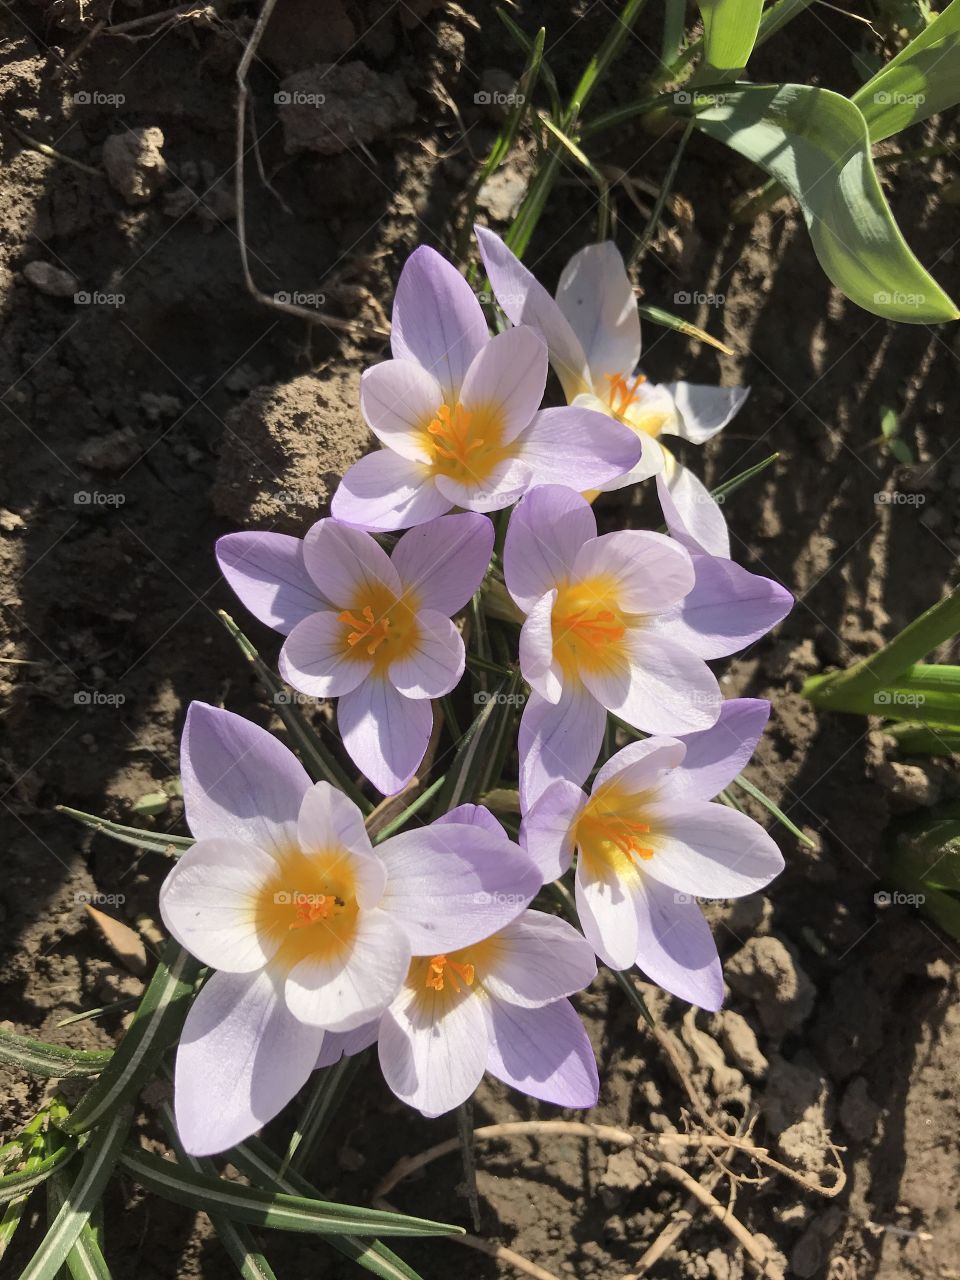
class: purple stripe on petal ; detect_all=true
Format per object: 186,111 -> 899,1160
216,532 -> 326,636
515,406 -> 642,490
338,678 -> 432,796
485,996 -> 599,1109
518,685 -> 606,810
659,699 -> 771,804
331,449 -> 450,532
390,513 -> 494,615
633,875 -> 724,1010
504,485 -> 597,613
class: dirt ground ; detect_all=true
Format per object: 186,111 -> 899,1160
2,2 -> 960,1277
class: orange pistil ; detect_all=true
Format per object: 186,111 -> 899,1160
604,371 -> 647,420
338,605 -> 391,656
553,605 -> 626,650
426,403 -> 485,469
425,954 -> 475,994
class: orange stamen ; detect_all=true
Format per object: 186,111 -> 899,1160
338,604 -> 391,655
287,894 -> 340,930
554,605 -> 626,649
426,403 -> 484,467
588,813 -> 654,862
425,954 -> 476,994
604,371 -> 647,419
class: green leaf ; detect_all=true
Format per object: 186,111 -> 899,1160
808,664 -> 960,726
695,0 -> 764,79
46,1140 -> 113,1280
679,83 -> 958,323
56,805 -> 193,857
732,774 -> 816,848
636,304 -> 734,355
19,1108 -> 130,1280
888,437 -> 914,465
886,720 -> 960,754
708,452 -> 780,504
119,1149 -> 463,1239
880,406 -> 899,438
0,1028 -> 111,1079
0,1142 -> 78,1206
130,792 -> 169,817
853,0 -> 960,142
62,941 -> 200,1135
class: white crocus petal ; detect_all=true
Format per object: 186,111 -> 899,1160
657,462 -> 731,559
379,982 -> 489,1118
279,611 -> 373,700
662,382 -> 749,446
591,737 -> 686,796
297,781 -> 375,862
633,877 -> 724,1011
642,801 -> 785,899
519,590 -> 563,704
482,911 -> 598,1008
582,632 -> 720,736
575,856 -> 640,971
520,779 -> 585,882
503,485 -> 598,613
302,519 -> 401,608
160,838 -> 279,974
359,360 -> 442,462
330,450 -> 451,532
284,907 -> 411,1031
433,456 -> 532,512
518,685 -> 607,811
592,424 -> 668,492
388,610 -> 464,699
555,242 -> 642,389
572,529 -> 694,615
458,326 -> 548,445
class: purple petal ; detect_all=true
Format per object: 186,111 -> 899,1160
315,1018 -> 380,1069
434,803 -> 505,834
595,425 -> 666,493
653,553 -> 793,660
379,981 -> 489,1117
338,678 -> 433,795
482,910 -> 597,1006
642,800 -> 785,898
518,590 -> 562,703
664,381 -> 749,445
389,610 -> 464,699
360,359 -> 442,462
592,737 -> 686,795
575,855 -> 640,970
391,513 -> 494,615
555,241 -> 642,388
659,699 -> 771,804
174,969 -> 323,1156
375,822 -> 540,952
459,326 -> 547,443
633,876 -> 724,1010
656,465 -> 730,558
504,485 -> 596,612
301,518 -> 400,607
515,406 -> 642,490
279,611 -> 371,698
331,449 -> 451,532
391,245 -> 488,403
518,685 -> 606,810
216,532 -> 326,636
180,702 -> 309,856
475,225 -> 590,402
485,997 -> 598,1109
580,633 -> 720,736
519,779 -> 584,881
572,529 -> 694,614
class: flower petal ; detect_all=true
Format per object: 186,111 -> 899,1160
391,245 -> 489,403
581,634 -> 720,736
434,803 -> 505,834
518,685 -> 606,810
391,513 -> 494,615
458,325 -> 547,444
181,702 -> 309,856
389,610 -> 464,699
432,455 -> 532,512
663,381 -> 749,445
379,980 -> 489,1117
160,838 -> 278,973
515,406 -> 642,490
375,823 -> 540,952
296,781 -> 374,860
575,854 -> 640,970
315,1018 -> 380,1069
338,678 -> 433,796
656,464 -> 730,558
484,997 -> 598,1109
592,737 -> 686,795
279,611 -> 372,698
652,553 -> 793,660
659,698 -> 771,804
594,427 -> 667,492
331,449 -> 451,532
174,969 -> 323,1156
519,779 -> 584,881
519,590 -> 563,703
301,518 -> 400,607
284,907 -> 411,1031
216,532 -> 326,636
633,875 -> 724,1010
555,241 -> 642,388
482,910 -> 597,1007
475,225 -> 591,401
642,801 -> 785,898
359,359 -> 442,462
573,529 -> 694,614
504,485 -> 597,613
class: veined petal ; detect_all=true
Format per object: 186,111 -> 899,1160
379,979 -> 489,1117
216,532 -> 326,636
296,781 -> 374,861
519,590 -> 563,704
656,464 -> 730,558
160,837 -> 278,973
376,823 -> 540,952
485,997 -> 598,1109
652,553 -> 793,660
434,803 -> 505,834
284,907 -> 411,1031
572,529 -> 694,614
592,737 -> 686,796
518,685 -> 606,810
663,381 -> 749,446
575,854 -> 640,971
504,485 -> 597,612
391,245 -> 489,403
519,779 -> 585,882
279,611 -> 372,699
583,633 -> 720,736
555,241 -> 642,389
174,969 -> 323,1157
458,325 -> 547,444
642,801 -> 785,899
633,876 -> 724,1010
391,513 -> 494,615
389,609 -> 464,699
515,406 -> 642,490
315,1018 -> 380,1069
659,699 -> 771,804
331,449 -> 451,532
181,702 -> 309,856
475,225 -> 591,401
594,427 -> 667,492
359,359 -> 442,462
433,455 -> 532,512
301,518 -> 401,606
482,910 -> 597,1007
338,678 -> 433,796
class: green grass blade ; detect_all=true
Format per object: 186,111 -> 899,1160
371,775 -> 447,843
636,303 -> 734,356
732,774 -> 816,847
885,721 -> 960,755
0,1143 -> 79,1206
283,1053 -> 362,1175
0,1028 -> 111,1079
709,452 -> 780,504
46,1142 -> 113,1280
694,0 -> 764,80
56,805 -> 193,857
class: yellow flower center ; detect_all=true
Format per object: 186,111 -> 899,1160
575,785 -> 656,880
405,936 -> 500,1014
337,580 -> 420,675
257,848 -> 362,973
424,954 -> 475,993
600,371 -> 668,438
421,400 -> 512,484
552,576 -> 628,677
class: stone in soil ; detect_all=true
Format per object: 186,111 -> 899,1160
724,934 -> 816,1038
102,127 -> 169,206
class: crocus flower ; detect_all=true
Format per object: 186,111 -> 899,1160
329,245 -> 642,530
217,512 -> 494,795
160,703 -> 541,1155
476,226 -> 746,555
314,806 -> 600,1116
505,485 -> 792,808
521,701 -> 784,1010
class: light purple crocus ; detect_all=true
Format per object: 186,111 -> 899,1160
521,701 -> 784,1010
160,704 -> 541,1155
217,512 -> 494,795
476,226 -> 747,554
329,245 -> 642,530
505,485 -> 791,808
314,806 -> 600,1117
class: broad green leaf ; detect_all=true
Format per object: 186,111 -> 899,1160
119,1149 -> 462,1239
63,941 -> 200,1135
0,1028 -> 111,1079
853,0 -> 960,142
56,806 -> 192,857
807,664 -> 960,726
678,84 -> 958,323
695,0 -> 764,79
886,720 -> 960,754
19,1108 -> 130,1280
